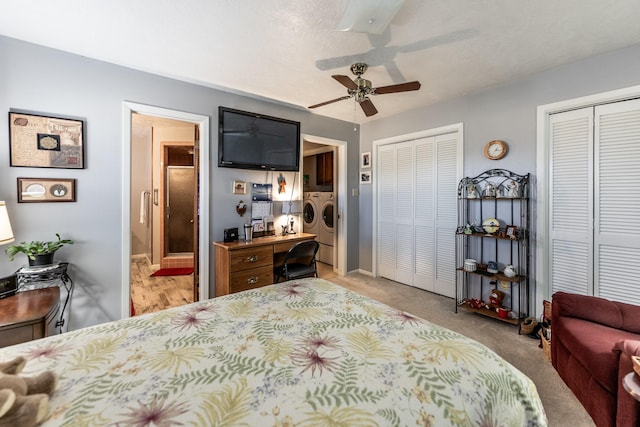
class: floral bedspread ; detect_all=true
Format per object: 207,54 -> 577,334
1,278 -> 547,426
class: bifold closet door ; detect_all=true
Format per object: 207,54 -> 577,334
377,141 -> 414,285
377,134 -> 457,297
549,99 -> 640,304
413,135 -> 457,296
594,99 -> 640,303
549,107 -> 594,296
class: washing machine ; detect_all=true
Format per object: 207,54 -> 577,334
302,192 -> 320,237
318,192 -> 335,265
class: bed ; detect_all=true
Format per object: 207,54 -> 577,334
1,278 -> 547,426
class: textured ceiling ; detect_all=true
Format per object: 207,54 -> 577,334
2,0 -> 640,123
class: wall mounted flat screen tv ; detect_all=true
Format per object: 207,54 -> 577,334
218,107 -> 300,171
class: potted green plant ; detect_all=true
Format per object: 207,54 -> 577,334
5,234 -> 74,266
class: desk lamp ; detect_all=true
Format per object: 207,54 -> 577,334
282,200 -> 303,234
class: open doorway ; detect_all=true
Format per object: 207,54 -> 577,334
301,134 -> 347,276
130,116 -> 197,315
122,102 -> 210,319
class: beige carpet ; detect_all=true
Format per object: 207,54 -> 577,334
319,264 -> 595,427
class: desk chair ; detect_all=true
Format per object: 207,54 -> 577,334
274,240 -> 320,282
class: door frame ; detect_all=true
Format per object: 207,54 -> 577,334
302,134 -> 347,276
535,83 -> 640,316
371,123 -> 464,279
122,102 -> 210,318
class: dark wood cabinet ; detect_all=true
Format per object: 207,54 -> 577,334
0,287 -> 60,347
316,151 -> 333,186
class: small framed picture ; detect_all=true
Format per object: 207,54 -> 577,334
233,180 -> 247,195
360,152 -> 371,169
360,170 -> 372,184
17,177 -> 76,203
505,225 -> 517,239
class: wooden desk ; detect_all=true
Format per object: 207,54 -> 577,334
0,287 -> 60,348
214,233 -> 316,296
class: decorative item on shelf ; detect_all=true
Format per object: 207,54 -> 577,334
5,234 -> 74,267
477,263 -> 487,271
482,217 -> 500,234
497,307 -> 509,319
507,180 -> 520,198
464,223 -> 473,234
488,287 -> 504,309
463,259 -> 477,272
236,201 -> 247,217
466,298 -> 484,309
483,182 -> 497,198
466,181 -> 478,198
487,261 -> 499,274
506,225 -> 517,239
503,265 -> 517,278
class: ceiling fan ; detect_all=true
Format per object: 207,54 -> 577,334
308,63 -> 421,117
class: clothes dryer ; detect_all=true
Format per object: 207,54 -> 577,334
318,192 -> 335,265
302,192 -> 320,237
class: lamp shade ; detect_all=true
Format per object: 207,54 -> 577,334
0,201 -> 15,245
282,200 -> 303,215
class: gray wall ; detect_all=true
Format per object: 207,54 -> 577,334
0,36 -> 360,330
359,43 -> 640,273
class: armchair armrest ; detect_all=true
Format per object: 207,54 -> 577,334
613,339 -> 640,358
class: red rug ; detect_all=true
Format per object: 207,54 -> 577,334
150,267 -> 194,277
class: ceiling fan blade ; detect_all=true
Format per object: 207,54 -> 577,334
308,95 -> 352,109
359,98 -> 378,117
374,81 -> 421,94
332,75 -> 358,90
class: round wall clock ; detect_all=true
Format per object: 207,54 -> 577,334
484,140 -> 508,160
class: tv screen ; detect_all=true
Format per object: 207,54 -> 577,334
218,107 -> 300,171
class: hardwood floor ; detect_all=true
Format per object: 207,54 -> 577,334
130,258 -> 193,315
130,259 -> 336,316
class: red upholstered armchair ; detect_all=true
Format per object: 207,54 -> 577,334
552,292 -> 640,427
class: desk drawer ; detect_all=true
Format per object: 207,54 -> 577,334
230,246 -> 273,272
273,238 -> 315,255
229,265 -> 273,294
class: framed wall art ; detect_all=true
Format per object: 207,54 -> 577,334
360,170 -> 372,184
9,111 -> 85,169
360,152 -> 371,169
233,180 -> 247,195
17,178 -> 77,203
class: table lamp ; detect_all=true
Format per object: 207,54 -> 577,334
282,200 -> 303,234
0,201 -> 14,246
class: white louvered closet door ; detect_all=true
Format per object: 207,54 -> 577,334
549,99 -> 640,304
549,107 -> 594,296
377,144 -> 397,280
433,134 -> 458,297
594,99 -> 640,304
377,133 -> 458,297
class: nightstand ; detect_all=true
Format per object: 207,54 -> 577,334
0,287 -> 60,347
16,262 -> 73,333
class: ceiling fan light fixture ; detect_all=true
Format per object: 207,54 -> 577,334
336,0 -> 405,35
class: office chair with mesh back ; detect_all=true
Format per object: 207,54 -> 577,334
274,240 -> 320,282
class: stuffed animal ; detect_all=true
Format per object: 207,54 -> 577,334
0,357 -> 57,427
